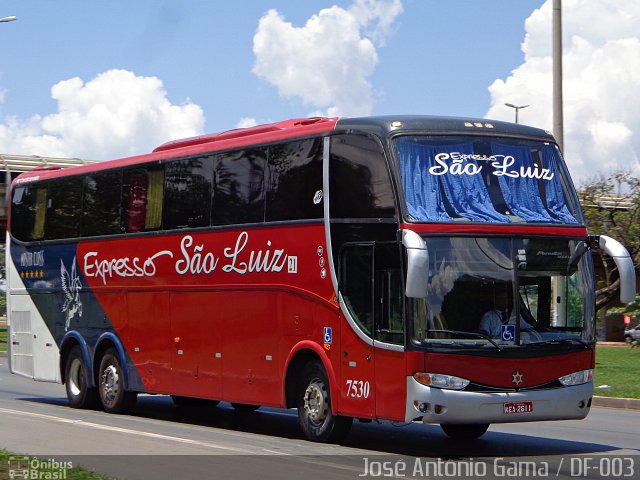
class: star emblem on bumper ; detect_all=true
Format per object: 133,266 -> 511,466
512,371 -> 524,385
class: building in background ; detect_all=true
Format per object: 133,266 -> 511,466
1,154 -> 95,233
0,154 -> 94,310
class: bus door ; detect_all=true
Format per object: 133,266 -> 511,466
372,244 -> 406,422
339,244 -> 376,418
339,243 -> 405,420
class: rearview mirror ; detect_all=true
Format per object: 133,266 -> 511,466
402,230 -> 429,298
595,235 -> 636,304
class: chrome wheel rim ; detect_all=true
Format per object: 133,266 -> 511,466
304,378 -> 328,425
101,364 -> 119,404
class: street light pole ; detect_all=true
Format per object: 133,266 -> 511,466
552,0 -> 564,152
504,103 -> 529,124
1,15 -> 16,228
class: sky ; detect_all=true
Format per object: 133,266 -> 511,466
0,0 -> 638,185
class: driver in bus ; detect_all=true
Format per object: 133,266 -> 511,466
478,286 -> 534,339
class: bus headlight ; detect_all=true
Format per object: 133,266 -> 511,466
559,369 -> 593,386
413,372 -> 470,390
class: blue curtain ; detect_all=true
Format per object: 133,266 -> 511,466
491,144 -> 556,222
540,145 -> 579,224
396,140 -> 507,222
397,141 -> 451,221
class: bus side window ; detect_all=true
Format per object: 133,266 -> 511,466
212,148 -> 266,226
10,185 -> 47,242
45,178 -> 83,240
83,171 -> 122,237
329,134 -> 395,219
265,138 -> 323,221
340,244 -> 374,337
121,167 -> 165,233
164,156 -> 213,229
374,244 -> 404,345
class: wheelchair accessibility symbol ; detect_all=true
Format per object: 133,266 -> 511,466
323,327 -> 333,344
501,324 -> 516,342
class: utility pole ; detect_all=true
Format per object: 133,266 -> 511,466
553,0 -> 564,152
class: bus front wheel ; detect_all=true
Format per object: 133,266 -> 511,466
98,348 -> 137,414
440,423 -> 490,440
297,360 -> 352,443
64,345 -> 99,409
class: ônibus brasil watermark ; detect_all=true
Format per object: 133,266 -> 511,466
6,456 -> 72,480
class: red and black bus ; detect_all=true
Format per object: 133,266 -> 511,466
6,116 -> 635,442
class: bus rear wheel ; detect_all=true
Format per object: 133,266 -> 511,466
440,423 -> 490,440
297,360 -> 352,443
65,345 -> 99,409
98,348 -> 137,414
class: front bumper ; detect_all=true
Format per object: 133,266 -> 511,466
405,376 -> 593,424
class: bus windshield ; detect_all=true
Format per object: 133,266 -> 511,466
393,135 -> 583,224
413,237 -> 596,348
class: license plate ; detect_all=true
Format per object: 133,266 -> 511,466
503,401 -> 533,414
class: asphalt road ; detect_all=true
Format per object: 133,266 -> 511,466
0,360 -> 638,480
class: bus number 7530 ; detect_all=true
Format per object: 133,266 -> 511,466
346,379 -> 370,399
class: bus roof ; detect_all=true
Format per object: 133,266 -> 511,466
12,115 -> 556,185
334,115 -> 556,142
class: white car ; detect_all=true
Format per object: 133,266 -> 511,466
624,324 -> 640,343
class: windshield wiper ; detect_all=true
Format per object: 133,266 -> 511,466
426,329 -> 503,351
529,337 -> 593,349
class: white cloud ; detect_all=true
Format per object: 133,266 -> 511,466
0,69 -> 204,160
235,117 -> 259,128
252,0 -> 403,117
486,0 -> 640,184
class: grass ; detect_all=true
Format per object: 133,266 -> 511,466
0,450 -> 112,479
594,345 -> 640,399
0,324 -> 6,353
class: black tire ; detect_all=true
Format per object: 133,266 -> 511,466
440,423 -> 490,440
297,360 -> 352,443
64,345 -> 99,409
624,335 -> 632,344
171,396 -> 220,408
231,402 -> 260,412
98,348 -> 137,414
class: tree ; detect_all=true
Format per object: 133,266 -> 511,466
606,295 -> 640,321
578,172 -> 640,310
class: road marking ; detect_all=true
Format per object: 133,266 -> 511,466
0,407 -> 255,454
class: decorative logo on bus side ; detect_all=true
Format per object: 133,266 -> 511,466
83,231 -> 297,286
313,190 -> 323,205
60,257 -> 83,331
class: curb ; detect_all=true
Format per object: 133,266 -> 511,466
592,395 -> 640,411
